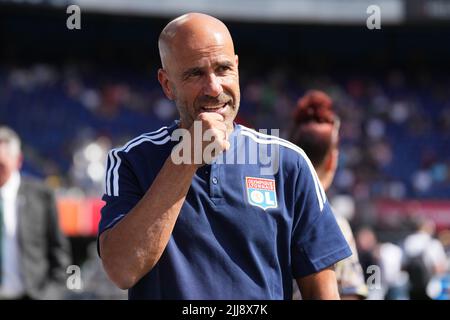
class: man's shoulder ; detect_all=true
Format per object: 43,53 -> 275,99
108,123 -> 176,159
236,124 -> 310,167
104,124 -> 177,197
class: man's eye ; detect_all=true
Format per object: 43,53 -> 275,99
191,70 -> 203,77
218,66 -> 231,72
184,70 -> 203,80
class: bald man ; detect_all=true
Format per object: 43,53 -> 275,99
98,13 -> 351,300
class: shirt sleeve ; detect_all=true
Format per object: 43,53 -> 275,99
98,149 -> 143,248
291,156 -> 352,278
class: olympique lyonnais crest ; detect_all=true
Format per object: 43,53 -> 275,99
245,177 -> 278,210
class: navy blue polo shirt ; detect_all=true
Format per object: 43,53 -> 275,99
99,121 -> 351,299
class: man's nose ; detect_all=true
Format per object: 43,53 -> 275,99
203,73 -> 223,98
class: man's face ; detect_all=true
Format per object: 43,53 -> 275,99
159,30 -> 240,132
0,142 -> 21,187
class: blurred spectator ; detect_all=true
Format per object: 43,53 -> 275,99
289,90 -> 368,299
426,273 -> 450,300
426,230 -> 450,300
403,217 -> 448,300
437,229 -> 450,263
0,126 -> 72,299
355,227 -> 380,280
355,227 -> 383,299
378,242 -> 409,300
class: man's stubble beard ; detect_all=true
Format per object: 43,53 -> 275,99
171,85 -> 240,132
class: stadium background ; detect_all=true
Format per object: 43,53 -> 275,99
0,0 -> 449,299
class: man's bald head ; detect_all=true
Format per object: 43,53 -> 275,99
157,13 -> 240,134
158,13 -> 235,70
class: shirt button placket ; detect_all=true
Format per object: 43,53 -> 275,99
210,163 -> 220,198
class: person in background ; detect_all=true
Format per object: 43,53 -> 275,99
378,241 -> 409,300
356,227 -> 380,283
0,126 -> 72,299
290,90 -> 368,299
403,217 -> 448,300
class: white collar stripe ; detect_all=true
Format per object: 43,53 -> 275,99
106,126 -> 169,196
106,127 -> 170,196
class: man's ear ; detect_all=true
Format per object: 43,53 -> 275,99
158,68 -> 174,100
235,54 -> 239,68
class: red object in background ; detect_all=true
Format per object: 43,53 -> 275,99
89,199 -> 103,235
57,197 -> 103,237
376,200 -> 450,231
57,198 -> 80,236
57,197 -> 450,237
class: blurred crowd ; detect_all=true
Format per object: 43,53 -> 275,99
1,64 -> 449,200
354,217 -> 450,300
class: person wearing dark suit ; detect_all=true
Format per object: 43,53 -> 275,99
0,126 -> 72,300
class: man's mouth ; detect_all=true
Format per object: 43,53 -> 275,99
200,102 -> 229,115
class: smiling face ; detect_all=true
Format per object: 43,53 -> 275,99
158,13 -> 240,133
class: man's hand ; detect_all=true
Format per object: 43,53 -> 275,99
189,112 -> 231,166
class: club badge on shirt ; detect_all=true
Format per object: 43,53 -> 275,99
245,177 -> 278,210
